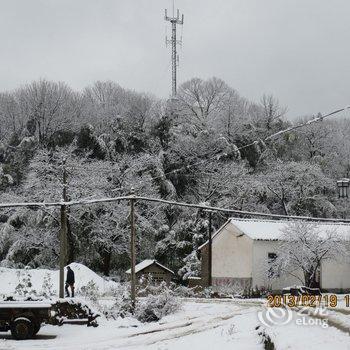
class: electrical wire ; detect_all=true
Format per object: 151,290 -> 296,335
129,105 -> 350,188
2,194 -> 350,223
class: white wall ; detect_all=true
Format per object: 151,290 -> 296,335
321,258 -> 350,290
212,224 -> 253,278
252,241 -> 303,290
212,222 -> 350,291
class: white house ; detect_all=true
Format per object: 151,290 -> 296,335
198,218 -> 350,292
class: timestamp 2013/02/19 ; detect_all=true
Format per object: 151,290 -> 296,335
267,294 -> 350,308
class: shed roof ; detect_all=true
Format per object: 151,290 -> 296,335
125,259 -> 174,275
199,218 -> 350,249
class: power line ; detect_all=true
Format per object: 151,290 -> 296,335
1,194 -> 350,223
134,196 -> 350,223
127,105 -> 350,189
0,196 -> 132,209
239,105 -> 350,151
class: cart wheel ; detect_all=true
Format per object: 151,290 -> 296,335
33,322 -> 41,336
10,318 -> 34,340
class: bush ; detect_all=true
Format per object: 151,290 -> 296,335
134,288 -> 181,323
102,283 -> 133,319
104,280 -> 182,322
138,275 -> 195,298
14,268 -> 37,297
172,284 -> 197,298
41,272 -> 55,298
80,280 -> 99,303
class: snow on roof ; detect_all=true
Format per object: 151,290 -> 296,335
125,259 -> 174,275
199,218 -> 350,248
230,218 -> 350,240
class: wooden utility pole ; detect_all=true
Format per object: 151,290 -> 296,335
59,158 -> 68,298
208,211 -> 213,286
129,187 -> 136,309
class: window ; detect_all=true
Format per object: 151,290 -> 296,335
268,253 -> 277,262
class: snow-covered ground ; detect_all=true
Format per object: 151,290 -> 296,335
0,262 -> 118,296
1,266 -> 350,349
1,300 -> 350,350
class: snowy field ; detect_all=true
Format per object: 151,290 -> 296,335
1,265 -> 350,349
1,300 -> 350,350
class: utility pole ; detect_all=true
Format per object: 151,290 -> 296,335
59,158 -> 68,298
129,187 -> 137,309
165,4 -> 184,98
207,211 -> 213,286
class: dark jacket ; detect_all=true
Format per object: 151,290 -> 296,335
66,269 -> 75,284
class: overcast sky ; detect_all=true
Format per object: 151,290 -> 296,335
1,0 -> 350,118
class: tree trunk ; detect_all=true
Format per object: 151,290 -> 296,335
304,268 -> 318,288
304,271 -> 312,287
282,199 -> 289,216
102,250 -> 112,276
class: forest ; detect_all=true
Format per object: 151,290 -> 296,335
0,77 -> 349,279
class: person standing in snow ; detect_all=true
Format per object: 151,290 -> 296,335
65,266 -> 75,297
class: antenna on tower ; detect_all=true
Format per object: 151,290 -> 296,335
164,3 -> 184,98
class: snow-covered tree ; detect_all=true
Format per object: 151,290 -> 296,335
1,77 -> 350,277
270,221 -> 348,287
178,251 -> 201,280
257,161 -> 336,217
14,79 -> 80,145
177,77 -> 231,131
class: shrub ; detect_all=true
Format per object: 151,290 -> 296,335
41,272 -> 55,298
80,280 -> 99,303
138,275 -> 195,298
104,280 -> 182,322
172,284 -> 197,298
102,283 -> 133,319
14,268 -> 37,297
134,288 -> 181,323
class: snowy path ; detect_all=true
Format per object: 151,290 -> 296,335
0,302 -> 260,350
1,301 -> 350,350
264,308 -> 350,350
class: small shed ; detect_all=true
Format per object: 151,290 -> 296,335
126,259 -> 174,284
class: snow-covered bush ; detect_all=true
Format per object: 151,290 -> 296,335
104,295 -> 133,320
103,280 -> 182,322
197,282 -> 247,299
80,280 -> 100,303
101,283 -> 133,319
138,275 -> 196,298
134,288 -> 181,322
14,268 -> 37,297
41,272 -> 55,298
172,284 -> 197,298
